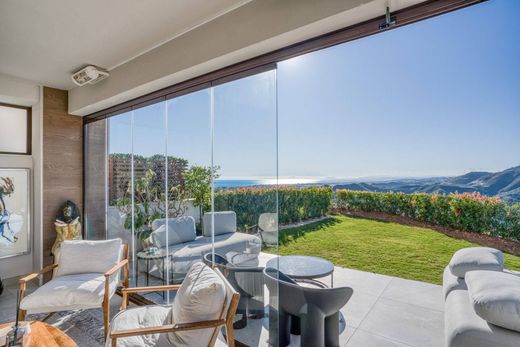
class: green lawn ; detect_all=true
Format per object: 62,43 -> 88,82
266,215 -> 520,284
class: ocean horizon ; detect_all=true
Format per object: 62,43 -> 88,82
214,178 -> 322,188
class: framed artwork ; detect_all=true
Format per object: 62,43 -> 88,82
0,168 -> 30,259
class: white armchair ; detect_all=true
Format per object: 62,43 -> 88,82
107,262 -> 240,347
18,239 -> 129,338
258,212 -> 278,246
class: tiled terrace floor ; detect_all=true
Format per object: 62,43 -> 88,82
231,253 -> 445,347
0,252 -> 445,346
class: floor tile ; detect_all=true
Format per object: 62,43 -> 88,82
340,291 -> 379,328
346,329 -> 412,347
358,298 -> 444,347
0,292 -> 18,324
333,267 -> 392,297
380,277 -> 443,312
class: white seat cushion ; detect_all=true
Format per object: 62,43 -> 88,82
56,239 -> 123,277
449,247 -> 503,278
164,232 -> 261,282
466,270 -> 520,332
107,305 -> 171,347
20,273 -> 118,314
169,262 -> 226,346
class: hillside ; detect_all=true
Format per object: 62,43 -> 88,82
332,166 -> 520,203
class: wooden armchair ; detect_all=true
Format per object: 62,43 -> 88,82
109,265 -> 239,347
18,240 -> 129,339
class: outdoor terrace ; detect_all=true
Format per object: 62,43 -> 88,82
0,251 -> 445,347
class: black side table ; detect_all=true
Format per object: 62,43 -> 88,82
136,250 -> 171,298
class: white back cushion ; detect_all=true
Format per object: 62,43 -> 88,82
466,270 -> 520,332
259,213 -> 278,232
56,239 -> 122,277
169,262 -> 226,346
203,211 -> 236,237
449,247 -> 504,278
152,216 -> 196,247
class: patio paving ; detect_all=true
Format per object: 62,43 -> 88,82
0,252 -> 445,347
251,252 -> 445,347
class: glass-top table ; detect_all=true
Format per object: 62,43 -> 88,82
266,255 -> 335,288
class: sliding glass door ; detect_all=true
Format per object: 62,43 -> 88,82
84,68 -> 279,345
212,70 -> 278,345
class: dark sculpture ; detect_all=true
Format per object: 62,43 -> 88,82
56,200 -> 81,224
52,200 -> 82,259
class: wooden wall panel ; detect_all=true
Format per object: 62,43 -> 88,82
42,87 -> 83,266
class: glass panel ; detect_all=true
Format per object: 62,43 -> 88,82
132,102 -> 168,296
106,112 -> 134,286
84,119 -> 107,240
212,69 -> 278,346
167,89 -> 211,286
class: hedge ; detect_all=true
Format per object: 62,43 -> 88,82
334,190 -> 520,241
214,186 -> 332,229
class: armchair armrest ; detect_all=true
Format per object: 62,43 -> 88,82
109,319 -> 226,346
121,284 -> 181,310
105,259 -> 128,278
18,263 -> 59,320
122,284 -> 181,294
19,263 -> 58,287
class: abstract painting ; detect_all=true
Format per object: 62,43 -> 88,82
0,168 -> 30,258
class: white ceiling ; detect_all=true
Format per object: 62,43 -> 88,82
0,0 -> 250,90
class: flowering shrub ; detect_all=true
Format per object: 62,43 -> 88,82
334,190 -> 520,240
214,186 -> 332,229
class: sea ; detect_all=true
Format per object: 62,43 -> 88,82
214,178 -> 323,188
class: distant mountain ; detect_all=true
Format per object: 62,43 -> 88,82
332,166 -> 520,203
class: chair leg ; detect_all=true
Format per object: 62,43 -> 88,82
300,306 -> 325,347
279,309 -> 291,347
103,297 -> 110,339
225,320 -> 235,347
19,283 -> 27,321
19,309 -> 26,322
325,312 -> 340,347
290,315 -> 301,335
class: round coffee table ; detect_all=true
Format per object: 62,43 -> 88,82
266,255 -> 335,288
0,321 -> 77,347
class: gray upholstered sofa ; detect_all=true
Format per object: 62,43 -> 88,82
150,211 -> 261,282
443,247 -> 520,347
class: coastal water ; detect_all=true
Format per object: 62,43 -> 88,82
214,179 -> 267,188
214,178 -> 323,188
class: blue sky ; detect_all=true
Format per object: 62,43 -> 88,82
108,0 -> 520,180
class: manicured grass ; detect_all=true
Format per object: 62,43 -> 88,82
266,215 -> 520,285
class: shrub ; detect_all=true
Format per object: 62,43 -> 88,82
214,186 -> 333,229
334,190 -> 520,241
